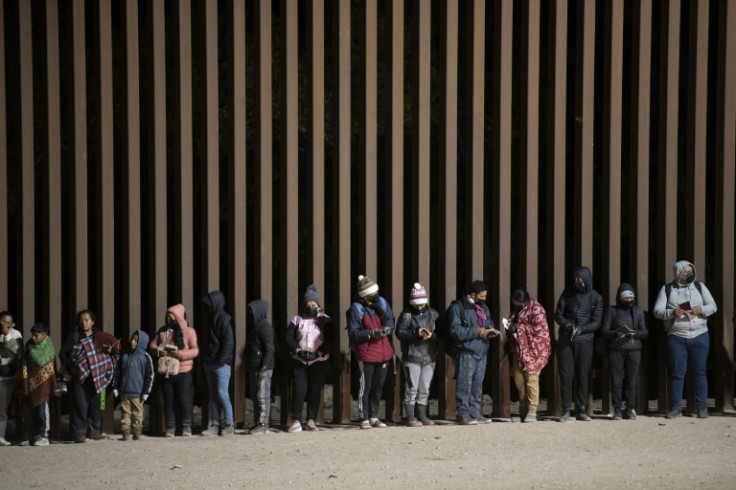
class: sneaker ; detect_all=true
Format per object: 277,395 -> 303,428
132,431 -> 142,441
181,426 -> 192,437
33,436 -> 49,446
559,411 -> 573,423
665,409 -> 681,419
220,425 -> 235,436
250,424 -> 269,435
360,420 -> 372,430
474,416 -> 492,424
370,418 -> 387,428
613,409 -> 623,420
523,413 -> 537,423
200,425 -> 219,436
407,419 -> 423,427
576,413 -> 591,422
0,437 -> 10,446
457,415 -> 477,426
88,432 -> 107,441
74,434 -> 87,443
288,420 -> 303,433
305,419 -> 317,431
121,433 -> 132,441
626,408 -> 637,420
697,408 -> 708,419
164,428 -> 175,438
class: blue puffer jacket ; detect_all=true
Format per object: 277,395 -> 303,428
447,296 -> 494,357
114,330 -> 154,398
555,266 -> 603,344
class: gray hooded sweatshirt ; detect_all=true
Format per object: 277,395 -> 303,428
653,260 -> 717,339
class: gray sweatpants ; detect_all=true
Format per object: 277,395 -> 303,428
403,361 -> 436,406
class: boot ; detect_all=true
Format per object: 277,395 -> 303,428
132,429 -> 142,440
405,403 -> 422,427
519,401 -> 528,421
417,404 -> 435,426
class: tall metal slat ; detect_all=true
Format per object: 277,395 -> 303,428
437,0 -> 458,421
125,0 -> 141,334
574,0 -> 595,268
656,0 -> 681,414
714,0 -> 735,414
45,0 -> 62,350
228,0 -> 247,424
469,0 -> 485,280
72,0 -> 88,312
360,0 -> 377,276
257,0 -> 272,313
205,0 -> 219,290
414,0 -> 429,288
0,0 -> 5,309
19,0 -> 34,332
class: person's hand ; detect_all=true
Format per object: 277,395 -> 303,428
477,327 -> 486,337
486,328 -> 500,338
674,308 -> 685,317
691,306 -> 702,316
141,394 -> 149,402
419,328 -> 432,340
113,389 -> 119,397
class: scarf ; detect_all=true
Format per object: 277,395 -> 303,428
21,338 -> 57,408
473,303 -> 487,328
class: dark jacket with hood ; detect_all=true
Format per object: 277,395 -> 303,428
395,306 -> 440,364
201,291 -> 235,367
113,330 -> 154,397
447,296 -> 494,357
600,283 -> 649,351
555,267 -> 603,344
246,300 -> 274,372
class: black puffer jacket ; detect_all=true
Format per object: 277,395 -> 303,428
395,306 -> 440,364
555,267 -> 603,344
600,283 -> 649,351
201,290 -> 235,366
245,300 -> 274,372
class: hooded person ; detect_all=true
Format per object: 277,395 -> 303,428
653,260 -> 717,419
600,283 -> 648,420
112,330 -> 154,440
149,304 -> 199,437
200,291 -> 235,436
554,266 -> 602,422
286,284 -> 332,433
245,300 -> 274,434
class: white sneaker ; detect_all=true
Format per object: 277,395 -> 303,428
305,419 -> 317,431
33,436 -> 49,446
287,420 -> 302,433
0,437 -> 10,446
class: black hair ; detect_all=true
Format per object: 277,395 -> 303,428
0,311 -> 11,320
470,280 -> 487,295
31,323 -> 49,335
77,309 -> 96,327
511,289 -> 530,304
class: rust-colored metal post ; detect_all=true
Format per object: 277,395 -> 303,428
0,0 -> 6,309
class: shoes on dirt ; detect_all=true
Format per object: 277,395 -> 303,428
288,420 -> 302,433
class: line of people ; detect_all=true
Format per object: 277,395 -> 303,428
0,259 -> 718,445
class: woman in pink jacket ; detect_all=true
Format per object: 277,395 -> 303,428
507,289 -> 551,423
149,304 -> 199,437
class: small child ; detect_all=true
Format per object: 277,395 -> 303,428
112,331 -> 154,440
20,323 -> 57,446
245,300 -> 274,434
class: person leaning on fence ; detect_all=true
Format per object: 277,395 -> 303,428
506,289 -> 551,423
347,275 -> 395,430
149,304 -> 199,437
554,266 -> 603,422
447,280 -> 498,426
19,323 -> 57,446
112,330 -> 154,440
653,260 -> 717,419
600,283 -> 648,421
200,291 -> 235,437
245,299 -> 274,435
0,311 -> 22,446
286,284 -> 332,433
395,283 -> 439,427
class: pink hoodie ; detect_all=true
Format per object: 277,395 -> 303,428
149,304 -> 199,373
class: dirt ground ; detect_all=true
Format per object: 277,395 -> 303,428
3,401 -> 735,489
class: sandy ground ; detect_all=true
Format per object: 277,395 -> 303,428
3,407 -> 735,489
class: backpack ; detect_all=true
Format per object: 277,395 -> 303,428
440,300 -> 469,358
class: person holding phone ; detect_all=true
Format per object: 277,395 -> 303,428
653,261 -> 717,419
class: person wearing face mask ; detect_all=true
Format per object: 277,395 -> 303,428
554,266 -> 603,422
395,283 -> 440,427
506,289 -> 550,423
600,284 -> 648,420
653,260 -> 717,419
447,280 -> 498,425
149,305 -> 199,437
286,284 -> 332,433
347,275 -> 395,429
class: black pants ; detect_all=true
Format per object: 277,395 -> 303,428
291,360 -> 326,422
161,371 -> 192,429
608,349 -> 641,410
358,361 -> 389,421
71,377 -> 102,437
557,340 -> 594,412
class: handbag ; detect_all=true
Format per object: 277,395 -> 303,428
157,356 -> 180,378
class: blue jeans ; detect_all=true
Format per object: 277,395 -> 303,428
456,353 -> 487,419
667,333 -> 710,411
205,364 -> 234,427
